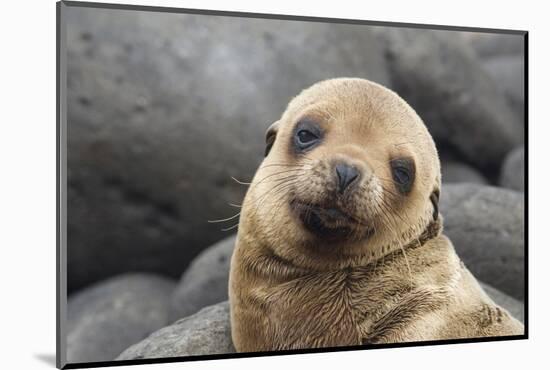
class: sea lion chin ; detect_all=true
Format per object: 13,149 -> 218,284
290,199 -> 373,243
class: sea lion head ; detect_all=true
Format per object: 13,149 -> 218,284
241,78 -> 441,270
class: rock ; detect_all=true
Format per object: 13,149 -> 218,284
171,235 -> 236,321
480,282 -> 524,323
117,301 -> 235,360
440,184 -> 524,300
376,29 -> 523,170
460,32 -> 524,58
500,147 -> 525,192
482,56 -> 524,119
67,274 -> 177,363
65,6 -> 391,292
441,161 -> 488,184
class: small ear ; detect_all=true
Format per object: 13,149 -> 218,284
264,120 -> 280,157
430,189 -> 440,221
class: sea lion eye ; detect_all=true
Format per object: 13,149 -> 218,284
297,129 -> 318,144
393,167 -> 410,184
390,158 -> 415,194
293,119 -> 322,151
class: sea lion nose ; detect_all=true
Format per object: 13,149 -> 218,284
335,163 -> 360,194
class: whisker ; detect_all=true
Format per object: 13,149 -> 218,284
259,162 -> 313,170
249,179 -> 300,220
221,223 -> 239,232
251,179 -> 299,216
208,212 -> 241,223
252,168 -> 307,188
231,176 -> 252,185
267,186 -> 296,218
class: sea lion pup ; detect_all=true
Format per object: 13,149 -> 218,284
228,78 -> 523,352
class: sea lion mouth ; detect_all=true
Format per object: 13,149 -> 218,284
290,200 -> 370,242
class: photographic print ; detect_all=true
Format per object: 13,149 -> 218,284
57,1 -> 527,368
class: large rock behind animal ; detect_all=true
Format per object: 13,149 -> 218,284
117,301 -> 235,360
460,32 -> 524,59
65,6 -> 391,292
460,32 -> 525,119
500,147 -> 525,192
376,28 -> 523,170
482,56 -> 524,120
67,274 -> 176,363
441,184 -> 524,300
441,160 -> 488,185
171,235 -> 236,321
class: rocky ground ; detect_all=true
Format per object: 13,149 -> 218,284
65,7 -> 525,365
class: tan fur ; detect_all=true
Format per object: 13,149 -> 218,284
229,78 -> 523,352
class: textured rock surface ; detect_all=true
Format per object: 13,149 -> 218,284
67,274 -> 176,363
441,161 -> 488,185
482,56 -> 524,119
441,184 -> 524,299
461,32 -> 525,59
500,147 -> 525,192
66,6 -> 391,292
480,282 -> 524,323
376,28 -> 523,170
171,235 -> 236,321
117,301 -> 235,360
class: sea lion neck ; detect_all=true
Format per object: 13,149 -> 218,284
252,217 -> 443,276
350,217 -> 444,272
403,217 -> 443,251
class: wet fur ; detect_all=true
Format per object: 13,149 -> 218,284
229,78 -> 523,352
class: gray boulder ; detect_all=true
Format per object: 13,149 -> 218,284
482,56 -> 524,119
67,274 -> 176,363
480,282 -> 524,323
461,32 -> 525,59
441,184 -> 524,300
65,6 -> 391,292
441,161 -> 488,185
171,235 -> 236,321
376,28 -> 523,170
500,147 -> 525,192
117,301 -> 235,360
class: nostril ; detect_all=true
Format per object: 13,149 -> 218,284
335,163 -> 360,194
